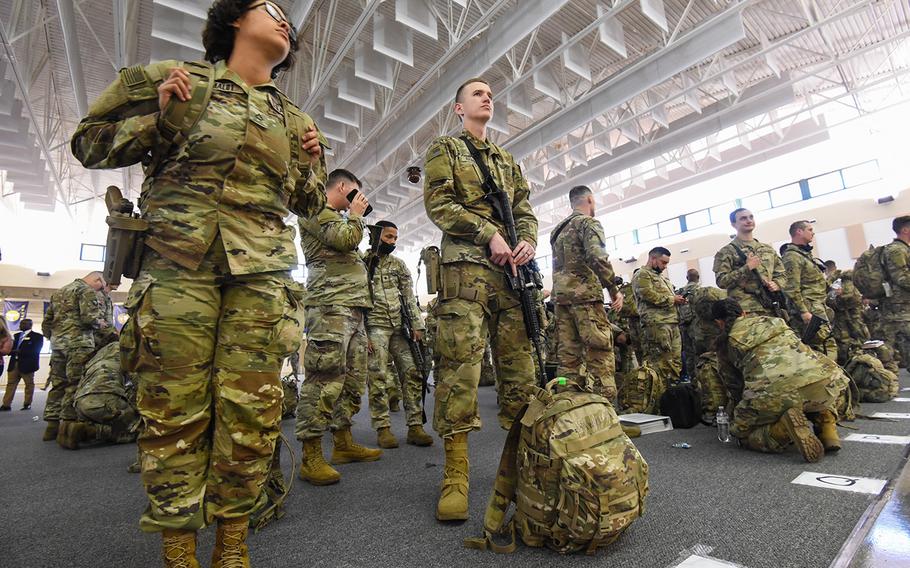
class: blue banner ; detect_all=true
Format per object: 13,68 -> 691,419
113,304 -> 129,331
3,301 -> 28,332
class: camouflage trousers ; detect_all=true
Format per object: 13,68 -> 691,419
75,392 -> 140,439
790,318 -> 838,359
42,349 -> 66,422
640,322 -> 682,385
295,305 -> 367,440
695,352 -> 729,416
433,262 -> 534,437
881,316 -> 910,369
732,373 -> 846,454
43,347 -> 92,421
367,325 -> 424,429
122,241 -> 303,532
832,313 -> 868,365
681,324 -> 696,380
479,341 -> 497,387
555,301 -> 616,399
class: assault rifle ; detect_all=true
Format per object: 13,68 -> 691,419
801,314 -> 828,345
400,292 -> 430,424
460,136 -> 548,387
732,245 -> 792,324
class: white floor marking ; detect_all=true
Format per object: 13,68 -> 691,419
844,433 -> 910,445
676,555 -> 744,568
791,471 -> 887,494
871,412 -> 910,419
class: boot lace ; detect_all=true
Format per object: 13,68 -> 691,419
218,527 -> 247,568
162,535 -> 193,568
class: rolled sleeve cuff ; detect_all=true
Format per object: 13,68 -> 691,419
474,222 -> 499,246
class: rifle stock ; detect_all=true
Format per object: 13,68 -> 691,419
400,292 -> 430,424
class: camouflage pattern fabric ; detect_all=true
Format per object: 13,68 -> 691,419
299,207 -> 371,309
689,286 -> 726,357
75,341 -> 139,438
42,350 -> 66,422
780,244 -> 838,356
632,267 -> 682,385
121,239 -> 304,532
880,239 -> 910,368
555,302 -> 616,399
364,252 -> 424,330
845,353 -> 900,403
295,305 -> 368,440
828,270 -> 870,364
430,263 -> 535,436
281,376 -> 299,419
423,129 -> 537,437
42,279 -> 106,350
610,282 -> 642,364
71,59 -> 328,275
694,352 -> 729,417
479,340 -> 497,387
872,344 -> 901,376
721,315 -> 849,453
424,297 -> 438,365
713,238 -> 787,316
679,282 -> 700,380
367,326 -> 424,429
618,364 -> 662,415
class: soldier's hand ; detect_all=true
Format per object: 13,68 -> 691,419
367,340 -> 375,354
158,67 -> 191,111
765,280 -> 780,292
301,127 -> 322,162
616,332 -> 628,345
745,253 -> 761,270
489,233 -> 517,276
674,295 -> 688,305
611,291 -> 624,313
412,330 -> 424,342
512,240 -> 536,266
349,192 -> 369,216
801,311 -> 813,324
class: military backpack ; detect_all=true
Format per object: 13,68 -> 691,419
694,352 -> 729,418
845,353 -> 899,403
465,380 -> 649,555
853,245 -> 890,299
659,382 -> 701,429
618,363 -> 662,415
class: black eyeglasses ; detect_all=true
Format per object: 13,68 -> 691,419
247,2 -> 298,43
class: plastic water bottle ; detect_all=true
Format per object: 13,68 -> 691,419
716,407 -> 731,443
828,278 -> 842,301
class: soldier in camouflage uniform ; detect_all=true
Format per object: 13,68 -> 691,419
713,298 -> 847,462
826,266 -> 869,364
74,340 -> 139,445
689,286 -> 727,357
72,3 -> 325,564
550,185 -> 623,399
364,220 -> 434,449
880,216 -> 910,368
479,340 -> 497,386
423,78 -> 538,521
631,247 -> 685,398
295,169 -> 382,486
678,269 -> 700,380
40,272 -> 108,449
424,296 -> 438,366
780,221 -> 838,357
713,208 -> 787,317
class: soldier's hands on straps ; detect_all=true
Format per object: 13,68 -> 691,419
157,67 -> 191,111
745,253 -> 761,270
301,127 -> 322,161
764,279 -> 780,292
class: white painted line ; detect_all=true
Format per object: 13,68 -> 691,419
791,472 -> 887,495
892,397 -> 910,402
844,433 -> 910,445
901,387 -> 910,392
871,412 -> 910,419
677,555 -> 743,568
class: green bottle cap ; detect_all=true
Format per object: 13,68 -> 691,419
557,377 -> 567,385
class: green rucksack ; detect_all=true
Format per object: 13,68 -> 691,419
853,245 -> 890,299
465,380 -> 649,555
845,353 -> 899,403
618,363 -> 662,415
694,352 -> 729,418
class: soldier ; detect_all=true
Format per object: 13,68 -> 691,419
423,78 -> 538,521
41,272 -> 108,449
713,298 -> 847,462
424,296 -> 438,366
881,215 -> 910,368
780,221 -> 838,356
74,340 -> 140,446
364,220 -> 434,449
631,247 -> 685,395
713,208 -> 787,317
295,169 -> 382,486
71,2 -> 326,565
825,266 -> 868,364
478,341 -> 497,387
550,185 -> 624,399
678,269 -> 700,380
95,283 -> 120,347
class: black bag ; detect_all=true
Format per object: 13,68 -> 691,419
659,383 -> 701,429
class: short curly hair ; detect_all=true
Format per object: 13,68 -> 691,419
202,0 -> 297,79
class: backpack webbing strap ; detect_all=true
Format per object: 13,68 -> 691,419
281,96 -> 301,174
250,433 -> 296,532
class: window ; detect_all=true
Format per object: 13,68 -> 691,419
769,183 -> 803,207
80,244 -> 106,263
603,235 -> 616,251
685,209 -> 711,231
637,224 -> 659,244
615,232 -> 635,250
709,203 -> 736,226
808,171 -> 844,197
658,218 -> 681,237
841,160 -> 880,188
740,192 -> 771,212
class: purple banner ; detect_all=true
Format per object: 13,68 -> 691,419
113,304 -> 129,331
3,300 -> 28,332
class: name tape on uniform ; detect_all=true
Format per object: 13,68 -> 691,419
844,433 -> 910,445
891,397 -> 910,402
791,472 -> 887,495
676,555 -> 744,568
871,412 -> 910,419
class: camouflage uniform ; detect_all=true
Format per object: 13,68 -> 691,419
479,340 -> 497,387
678,281 -> 700,380
40,279 -> 106,422
722,316 -> 848,454
631,267 -> 682,393
423,130 -> 537,436
75,341 -> 139,443
364,251 -> 426,430
713,238 -> 787,317
780,244 -> 837,357
551,212 -> 620,398
72,59 -> 325,531
880,239 -> 910,368
424,297 -> 438,365
828,270 -> 870,364
294,207 -> 372,440
689,286 -> 726,356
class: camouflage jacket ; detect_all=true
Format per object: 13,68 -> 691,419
678,282 -> 700,325
713,237 -> 786,315
71,60 -> 327,275
423,130 -> 537,268
300,206 -> 371,309
830,270 -> 864,319
609,282 -> 639,329
881,239 -> 910,315
725,315 -> 846,395
424,297 -> 439,348
99,292 -> 114,327
364,251 -> 424,330
780,243 -> 829,316
42,279 -> 106,350
76,341 -> 132,401
631,267 -> 679,325
550,212 -> 619,304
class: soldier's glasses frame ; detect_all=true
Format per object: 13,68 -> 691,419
247,1 -> 298,46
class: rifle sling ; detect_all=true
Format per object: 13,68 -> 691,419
460,135 -> 499,195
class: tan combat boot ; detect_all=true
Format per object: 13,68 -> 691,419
772,407 -> 824,463
298,438 -> 341,486
211,517 -> 250,568
812,410 -> 842,453
330,428 -> 382,464
436,432 -> 469,521
161,529 -> 200,568
377,427 -> 399,449
57,420 -> 82,450
406,425 -> 434,447
42,420 -> 59,441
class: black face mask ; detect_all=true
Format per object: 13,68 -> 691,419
798,243 -> 813,252
378,242 -> 396,255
